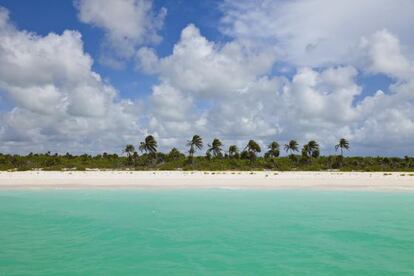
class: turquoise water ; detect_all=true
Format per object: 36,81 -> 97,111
1,189 -> 414,275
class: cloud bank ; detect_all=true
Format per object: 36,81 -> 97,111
220,0 -> 414,68
0,7 -> 142,153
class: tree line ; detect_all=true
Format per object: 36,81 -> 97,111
1,136 -> 413,171
124,135 -> 350,163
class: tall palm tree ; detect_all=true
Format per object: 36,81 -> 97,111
335,138 -> 350,156
187,135 -> 203,158
139,135 -> 158,166
284,140 -> 299,155
139,135 -> 157,154
265,141 -> 280,158
302,140 -> 320,158
207,138 -> 223,158
228,145 -> 239,158
244,140 -> 261,162
123,144 -> 135,158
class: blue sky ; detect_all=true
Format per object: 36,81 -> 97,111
0,0 -> 413,156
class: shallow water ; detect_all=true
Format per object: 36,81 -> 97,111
0,189 -> 414,275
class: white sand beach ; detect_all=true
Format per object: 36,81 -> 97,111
0,171 -> 413,190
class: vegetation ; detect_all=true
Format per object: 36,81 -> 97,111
243,140 -> 262,163
228,145 -> 239,159
139,135 -> 158,166
187,135 -> 203,159
284,140 -> 299,155
1,137 -> 413,172
139,135 -> 157,154
265,142 -> 280,159
335,138 -> 350,156
302,140 -> 320,159
207,138 -> 224,158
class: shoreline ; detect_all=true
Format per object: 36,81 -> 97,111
0,171 -> 413,191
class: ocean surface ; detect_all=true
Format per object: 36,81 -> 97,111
0,189 -> 413,275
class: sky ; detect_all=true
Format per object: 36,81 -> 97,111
0,0 -> 413,156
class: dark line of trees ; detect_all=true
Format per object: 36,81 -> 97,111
124,136 -> 349,163
0,136 -> 412,171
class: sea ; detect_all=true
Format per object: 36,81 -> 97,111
0,189 -> 413,275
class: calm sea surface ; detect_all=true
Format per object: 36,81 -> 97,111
0,189 -> 413,275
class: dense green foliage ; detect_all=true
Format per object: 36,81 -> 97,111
1,137 -> 412,171
0,152 -> 413,172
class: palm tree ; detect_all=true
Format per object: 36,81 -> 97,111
123,144 -> 135,158
228,145 -> 239,158
123,144 -> 136,165
335,138 -> 350,156
302,140 -> 320,158
265,141 -> 280,158
207,138 -> 223,158
138,135 -> 158,166
244,140 -> 261,163
139,135 -> 158,154
187,135 -> 203,158
284,140 -> 299,155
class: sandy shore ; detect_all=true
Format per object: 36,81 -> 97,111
0,171 -> 413,190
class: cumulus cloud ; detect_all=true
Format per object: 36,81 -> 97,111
137,24 -> 276,98
221,0 -> 414,68
0,7 -> 142,153
75,0 -> 166,67
359,30 -> 414,80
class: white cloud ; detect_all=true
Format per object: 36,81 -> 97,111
145,82 -> 205,145
354,80 -> 414,142
150,84 -> 193,123
135,46 -> 159,74
0,27 -> 114,117
0,6 -> 9,28
75,0 -> 166,67
137,24 -> 276,98
285,66 -> 360,124
0,7 -> 142,153
359,30 -> 414,80
221,0 -> 414,68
